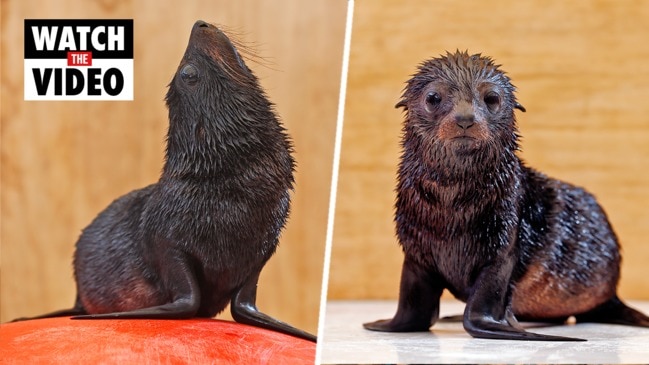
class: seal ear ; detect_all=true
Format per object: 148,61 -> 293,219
514,102 -> 526,112
395,99 -> 408,110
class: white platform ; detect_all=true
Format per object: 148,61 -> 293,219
319,299 -> 649,364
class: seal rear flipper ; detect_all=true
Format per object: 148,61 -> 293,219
231,270 -> 316,342
12,307 -> 87,322
438,314 -> 464,322
72,298 -> 200,320
363,317 -> 432,332
575,296 -> 649,327
75,251 -> 201,320
11,296 -> 87,322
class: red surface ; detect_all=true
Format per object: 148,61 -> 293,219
0,317 -> 315,364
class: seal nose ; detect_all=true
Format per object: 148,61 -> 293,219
194,20 -> 211,29
455,114 -> 475,130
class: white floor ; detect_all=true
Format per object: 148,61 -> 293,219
319,299 -> 649,364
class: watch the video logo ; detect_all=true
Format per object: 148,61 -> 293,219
24,19 -> 134,100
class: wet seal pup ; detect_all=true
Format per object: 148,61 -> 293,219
363,51 -> 649,341
14,20 -> 316,342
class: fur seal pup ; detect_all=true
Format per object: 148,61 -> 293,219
363,51 -> 649,341
14,20 -> 315,342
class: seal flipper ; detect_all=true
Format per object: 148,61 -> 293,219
231,270 -> 317,342
575,296 -> 649,327
463,313 -> 585,341
363,257 -> 444,332
438,314 -> 464,322
72,298 -> 199,320
11,296 -> 87,322
464,258 -> 585,342
74,250 -> 201,319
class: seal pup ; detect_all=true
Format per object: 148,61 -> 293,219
14,20 -> 315,343
363,51 -> 649,341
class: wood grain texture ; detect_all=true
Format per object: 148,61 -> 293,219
0,0 -> 347,333
330,0 -> 649,300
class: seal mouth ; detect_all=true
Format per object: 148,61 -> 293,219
449,135 -> 480,150
451,135 -> 476,142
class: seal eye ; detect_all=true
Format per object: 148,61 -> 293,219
484,91 -> 500,111
180,64 -> 199,85
426,92 -> 442,107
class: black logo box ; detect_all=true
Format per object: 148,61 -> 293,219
24,19 -> 133,59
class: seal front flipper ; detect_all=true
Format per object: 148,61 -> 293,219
576,296 -> 649,327
463,314 -> 585,341
464,261 -> 585,342
231,270 -> 317,342
74,250 -> 201,320
363,257 -> 444,332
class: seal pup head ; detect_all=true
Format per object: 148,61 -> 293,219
170,20 -> 255,90
163,21 -> 291,178
397,51 -> 526,161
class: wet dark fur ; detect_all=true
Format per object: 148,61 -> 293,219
13,21 -> 315,342
363,51 -> 649,341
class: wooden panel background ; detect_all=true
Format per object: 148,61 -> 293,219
330,0 -> 649,300
0,0 -> 347,333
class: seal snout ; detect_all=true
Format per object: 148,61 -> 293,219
194,20 -> 212,29
190,20 -> 218,40
192,20 -> 221,36
438,101 -> 489,144
455,113 -> 475,130
453,100 -> 476,130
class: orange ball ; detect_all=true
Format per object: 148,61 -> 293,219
0,317 -> 315,364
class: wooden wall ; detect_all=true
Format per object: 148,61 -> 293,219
330,0 -> 649,300
0,0 -> 347,333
